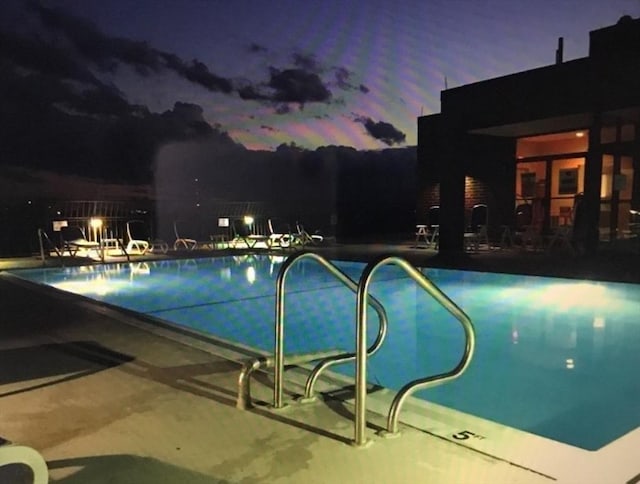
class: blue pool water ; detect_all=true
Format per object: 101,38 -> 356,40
12,255 -> 640,450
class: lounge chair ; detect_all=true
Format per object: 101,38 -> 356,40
464,204 -> 490,251
0,439 -> 49,484
295,222 -> 324,246
230,219 -> 270,249
60,226 -> 100,257
126,220 -> 169,254
173,221 -> 198,251
267,218 -> 295,248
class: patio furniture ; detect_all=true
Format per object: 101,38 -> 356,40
126,220 -> 169,254
501,203 -> 544,250
548,193 -> 584,253
415,205 -> 440,249
0,438 -> 48,484
230,219 -> 270,249
425,205 -> 440,248
173,221 -> 198,251
464,204 -> 489,251
268,218 -> 295,248
60,226 -> 100,257
294,222 -> 324,246
415,224 -> 430,248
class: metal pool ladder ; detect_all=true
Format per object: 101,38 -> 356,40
236,251 -> 388,412
355,255 -> 475,447
243,251 -> 475,448
273,252 -> 390,409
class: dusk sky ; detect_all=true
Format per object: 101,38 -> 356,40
2,0 -> 639,156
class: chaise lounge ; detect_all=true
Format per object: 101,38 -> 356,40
0,438 -> 48,484
60,226 -> 101,258
230,219 -> 270,249
126,220 -> 169,254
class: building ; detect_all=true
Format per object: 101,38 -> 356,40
418,15 -> 640,254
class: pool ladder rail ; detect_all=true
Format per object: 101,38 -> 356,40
238,251 -> 476,449
237,251 -> 388,410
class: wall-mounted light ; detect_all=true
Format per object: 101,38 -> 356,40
575,132 -> 585,138
243,215 -> 254,225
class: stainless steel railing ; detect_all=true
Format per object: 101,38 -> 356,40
237,349 -> 344,410
354,255 -> 475,446
270,252 -> 474,449
273,251 -> 388,409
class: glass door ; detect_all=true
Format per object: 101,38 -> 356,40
600,154 -> 635,241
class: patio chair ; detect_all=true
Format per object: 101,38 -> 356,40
230,218 -> 270,249
548,193 -> 585,253
426,205 -> 440,248
126,220 -> 169,254
60,226 -> 100,257
173,221 -> 198,251
500,203 -> 540,249
415,205 -> 439,248
516,203 -> 545,250
464,204 -> 489,251
0,438 -> 49,484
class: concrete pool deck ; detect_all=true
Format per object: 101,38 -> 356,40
3,239 -> 640,282
0,242 -> 638,483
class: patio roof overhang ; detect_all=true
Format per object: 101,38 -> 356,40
468,105 -> 640,139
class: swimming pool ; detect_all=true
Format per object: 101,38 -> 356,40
11,255 -> 640,455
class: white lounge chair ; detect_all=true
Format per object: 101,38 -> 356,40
173,221 -> 198,251
126,220 -> 168,254
0,440 -> 48,484
60,226 -> 100,257
230,219 -> 269,249
295,222 -> 324,246
267,218 -> 295,248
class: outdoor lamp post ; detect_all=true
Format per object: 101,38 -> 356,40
90,218 -> 103,242
90,217 -> 105,262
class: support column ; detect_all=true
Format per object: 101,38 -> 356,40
583,113 -> 603,254
438,122 -> 466,254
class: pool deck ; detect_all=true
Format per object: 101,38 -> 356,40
2,238 -> 640,282
1,242 -> 638,483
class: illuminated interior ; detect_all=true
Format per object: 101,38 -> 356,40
515,127 -> 636,238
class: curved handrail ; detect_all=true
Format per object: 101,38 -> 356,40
273,251 -> 388,409
354,255 -> 475,446
238,348 -> 343,410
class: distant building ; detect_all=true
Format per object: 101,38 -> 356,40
418,16 -> 640,254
